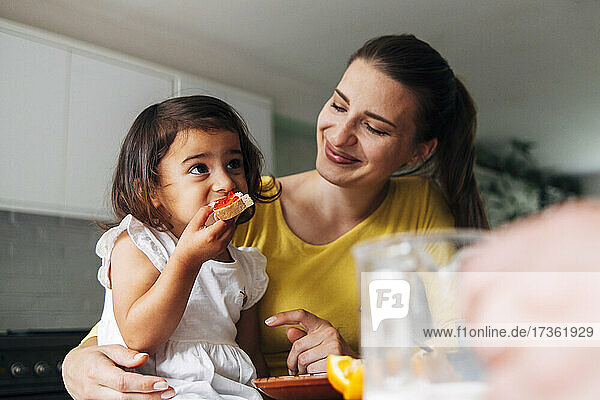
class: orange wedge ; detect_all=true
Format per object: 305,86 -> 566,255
326,355 -> 363,400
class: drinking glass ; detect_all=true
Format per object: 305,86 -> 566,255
352,230 -> 488,399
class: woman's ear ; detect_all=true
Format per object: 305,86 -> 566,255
407,138 -> 438,166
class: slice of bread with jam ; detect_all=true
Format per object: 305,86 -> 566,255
211,191 -> 254,220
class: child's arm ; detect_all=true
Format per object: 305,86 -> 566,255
110,232 -> 194,354
236,303 -> 269,378
111,206 -> 236,354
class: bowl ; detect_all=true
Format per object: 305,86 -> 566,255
252,373 -> 342,400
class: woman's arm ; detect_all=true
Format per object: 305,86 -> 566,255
236,304 -> 269,378
62,338 -> 175,399
265,309 -> 358,375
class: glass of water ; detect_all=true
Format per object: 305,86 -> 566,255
352,230 -> 488,400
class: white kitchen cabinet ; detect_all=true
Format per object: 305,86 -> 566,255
65,52 -> 175,218
0,27 -> 175,219
0,31 -> 70,213
0,19 -> 272,220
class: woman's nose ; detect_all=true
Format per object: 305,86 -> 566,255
328,119 -> 358,147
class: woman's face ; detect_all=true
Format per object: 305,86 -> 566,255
315,59 -> 435,189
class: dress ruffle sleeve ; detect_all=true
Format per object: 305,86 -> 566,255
96,215 -> 170,289
234,247 -> 268,310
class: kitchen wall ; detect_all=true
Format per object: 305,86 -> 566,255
580,174 -> 600,196
0,210 -> 102,332
273,114 -> 317,176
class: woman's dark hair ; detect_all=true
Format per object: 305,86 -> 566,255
109,95 -> 271,231
349,34 -> 489,229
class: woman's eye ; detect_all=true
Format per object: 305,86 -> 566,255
190,164 -> 209,175
330,102 -> 346,113
226,159 -> 243,170
365,123 -> 389,136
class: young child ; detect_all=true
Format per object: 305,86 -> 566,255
96,95 -> 268,399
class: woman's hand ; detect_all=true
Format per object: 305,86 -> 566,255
265,309 -> 358,375
62,341 -> 175,400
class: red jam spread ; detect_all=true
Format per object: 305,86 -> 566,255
213,191 -> 239,210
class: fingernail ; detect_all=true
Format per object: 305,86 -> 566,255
133,352 -> 148,360
154,381 -> 169,390
161,390 -> 176,399
264,316 -> 276,325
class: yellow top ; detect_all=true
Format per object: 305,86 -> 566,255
232,176 -> 454,376
83,175 -> 454,377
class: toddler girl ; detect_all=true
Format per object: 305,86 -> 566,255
96,95 -> 268,399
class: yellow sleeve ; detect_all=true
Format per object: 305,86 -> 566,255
80,323 -> 99,345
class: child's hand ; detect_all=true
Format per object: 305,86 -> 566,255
172,205 -> 236,269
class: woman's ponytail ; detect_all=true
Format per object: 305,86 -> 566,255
436,78 -> 489,229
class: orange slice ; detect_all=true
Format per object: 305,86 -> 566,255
326,355 -> 363,400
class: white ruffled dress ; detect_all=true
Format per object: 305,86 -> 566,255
96,215 -> 268,400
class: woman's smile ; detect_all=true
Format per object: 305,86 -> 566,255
324,141 -> 361,165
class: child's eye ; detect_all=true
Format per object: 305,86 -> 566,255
190,163 -> 209,175
330,101 -> 346,113
226,159 -> 243,170
365,122 -> 389,136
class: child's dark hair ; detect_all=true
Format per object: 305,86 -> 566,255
109,95 -> 267,230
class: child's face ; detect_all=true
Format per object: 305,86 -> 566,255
153,129 -> 248,237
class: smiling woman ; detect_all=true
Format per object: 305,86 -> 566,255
315,59 -> 429,189
236,34 -> 489,377
62,34 -> 489,400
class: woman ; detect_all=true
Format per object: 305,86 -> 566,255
63,34 -> 488,399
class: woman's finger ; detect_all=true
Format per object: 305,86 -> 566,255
295,343 -> 329,375
93,347 -> 170,394
306,358 -> 329,374
285,327 -> 308,375
289,327 -> 345,374
63,345 -> 175,400
286,327 -> 307,343
265,309 -> 330,332
286,332 -> 324,374
97,345 -> 151,369
95,385 -> 176,400
99,367 -> 173,394
266,310 -> 351,374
